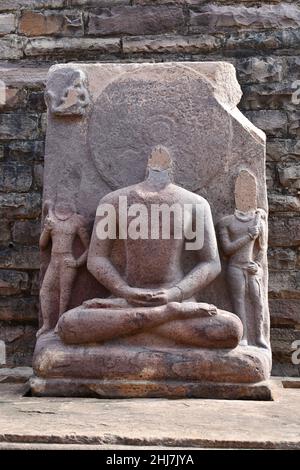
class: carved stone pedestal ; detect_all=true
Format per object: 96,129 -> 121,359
31,332 -> 272,400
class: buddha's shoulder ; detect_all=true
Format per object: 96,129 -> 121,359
172,185 -> 210,206
97,186 -> 135,205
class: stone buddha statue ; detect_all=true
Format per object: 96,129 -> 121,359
32,145 -> 271,399
31,62 -> 272,399
57,146 -> 242,349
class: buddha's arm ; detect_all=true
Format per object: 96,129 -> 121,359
87,215 -> 131,298
175,203 -> 221,300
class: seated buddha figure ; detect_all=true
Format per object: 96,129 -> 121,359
57,146 -> 242,349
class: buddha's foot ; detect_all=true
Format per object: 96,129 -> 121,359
83,298 -> 129,309
166,301 -> 218,317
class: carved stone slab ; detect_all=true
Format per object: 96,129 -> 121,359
33,62 -> 271,399
43,62 -> 267,313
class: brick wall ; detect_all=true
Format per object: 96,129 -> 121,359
0,0 -> 299,375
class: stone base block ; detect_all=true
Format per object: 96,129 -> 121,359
30,376 -> 273,400
31,332 -> 272,400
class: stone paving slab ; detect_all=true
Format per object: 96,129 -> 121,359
0,443 -> 195,450
0,381 -> 299,449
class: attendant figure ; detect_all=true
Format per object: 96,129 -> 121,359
218,170 -> 268,348
37,200 -> 90,337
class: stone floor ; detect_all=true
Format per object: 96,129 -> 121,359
0,379 -> 299,450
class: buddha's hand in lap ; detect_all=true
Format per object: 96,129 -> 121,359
125,287 -> 182,307
82,288 -> 182,309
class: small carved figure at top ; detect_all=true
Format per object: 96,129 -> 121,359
45,68 -> 90,117
37,200 -> 90,338
217,170 -> 268,349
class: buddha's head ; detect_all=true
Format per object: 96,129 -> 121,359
147,145 -> 173,179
